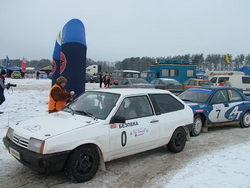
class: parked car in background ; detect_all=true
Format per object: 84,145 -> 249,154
209,75 -> 250,96
183,79 -> 213,90
11,71 -> 22,79
85,74 -> 93,83
3,89 -> 193,182
110,70 -> 140,84
110,78 -> 155,89
90,74 -> 100,83
38,71 -> 47,79
150,78 -> 184,95
178,86 -> 250,136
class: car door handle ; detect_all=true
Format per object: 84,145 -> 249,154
150,120 -> 159,123
224,103 -> 229,107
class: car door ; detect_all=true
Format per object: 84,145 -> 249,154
208,89 -> 244,123
149,93 -> 187,142
109,95 -> 160,158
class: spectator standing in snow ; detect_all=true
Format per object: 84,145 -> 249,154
48,76 -> 74,113
99,72 -> 103,88
36,71 -> 40,80
0,69 -> 7,114
104,73 -> 110,89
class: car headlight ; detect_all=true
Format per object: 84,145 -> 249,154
6,128 -> 14,140
27,138 -> 45,154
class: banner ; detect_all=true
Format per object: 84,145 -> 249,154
5,56 -> 11,69
22,57 -> 27,71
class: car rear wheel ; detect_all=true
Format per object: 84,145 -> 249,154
167,127 -> 186,153
240,111 -> 250,128
65,145 -> 99,183
191,115 -> 203,136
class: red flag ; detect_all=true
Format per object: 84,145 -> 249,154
22,57 -> 27,71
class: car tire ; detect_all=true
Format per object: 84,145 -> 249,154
65,145 -> 100,183
191,115 -> 203,136
167,127 -> 186,153
240,111 -> 250,128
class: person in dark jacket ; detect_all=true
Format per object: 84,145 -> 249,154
0,69 -> 7,114
99,72 -> 103,88
36,71 -> 40,80
48,76 -> 74,113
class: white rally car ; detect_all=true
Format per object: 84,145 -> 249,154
3,89 -> 193,183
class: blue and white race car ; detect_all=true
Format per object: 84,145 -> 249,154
179,86 -> 250,136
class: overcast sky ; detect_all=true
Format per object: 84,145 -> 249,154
0,0 -> 249,62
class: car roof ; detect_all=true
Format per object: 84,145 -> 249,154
187,79 -> 211,81
86,88 -> 172,95
158,78 -> 178,81
121,78 -> 144,79
188,86 -> 236,91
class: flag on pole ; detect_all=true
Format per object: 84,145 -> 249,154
225,54 -> 230,63
22,57 -> 27,71
6,56 -> 11,69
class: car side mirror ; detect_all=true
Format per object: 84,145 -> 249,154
110,115 -> 126,124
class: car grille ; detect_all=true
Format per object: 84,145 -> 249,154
12,134 -> 29,149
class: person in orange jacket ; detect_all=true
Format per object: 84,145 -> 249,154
48,76 -> 74,113
104,73 -> 110,89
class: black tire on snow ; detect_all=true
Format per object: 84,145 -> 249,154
191,114 -> 203,137
167,127 -> 186,153
240,111 -> 250,128
65,145 -> 100,183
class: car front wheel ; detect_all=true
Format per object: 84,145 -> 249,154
65,145 -> 100,183
191,115 -> 203,136
240,111 -> 250,128
167,127 -> 186,153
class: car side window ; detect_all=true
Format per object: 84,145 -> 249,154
183,80 -> 190,85
189,80 -> 196,85
115,96 -> 153,120
121,79 -> 129,85
210,77 -> 217,84
155,80 -> 160,84
210,90 -> 229,104
149,94 -> 184,115
228,90 -> 243,102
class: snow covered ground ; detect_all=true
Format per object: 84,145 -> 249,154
1,78 -> 250,188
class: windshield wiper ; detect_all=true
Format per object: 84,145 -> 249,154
74,110 -> 96,120
65,106 -> 75,115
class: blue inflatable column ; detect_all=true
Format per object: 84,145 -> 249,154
60,19 -> 87,98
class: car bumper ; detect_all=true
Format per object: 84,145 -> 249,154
3,136 -> 70,173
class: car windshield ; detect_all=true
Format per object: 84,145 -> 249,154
200,81 -> 213,86
130,79 -> 149,84
63,91 -> 120,120
179,90 -> 211,103
163,79 -> 181,85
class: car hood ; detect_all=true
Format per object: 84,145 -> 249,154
11,111 -> 99,140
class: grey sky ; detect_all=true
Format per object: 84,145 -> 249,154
0,0 -> 249,62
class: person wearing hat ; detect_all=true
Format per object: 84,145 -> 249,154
48,76 -> 74,113
0,69 -> 7,113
